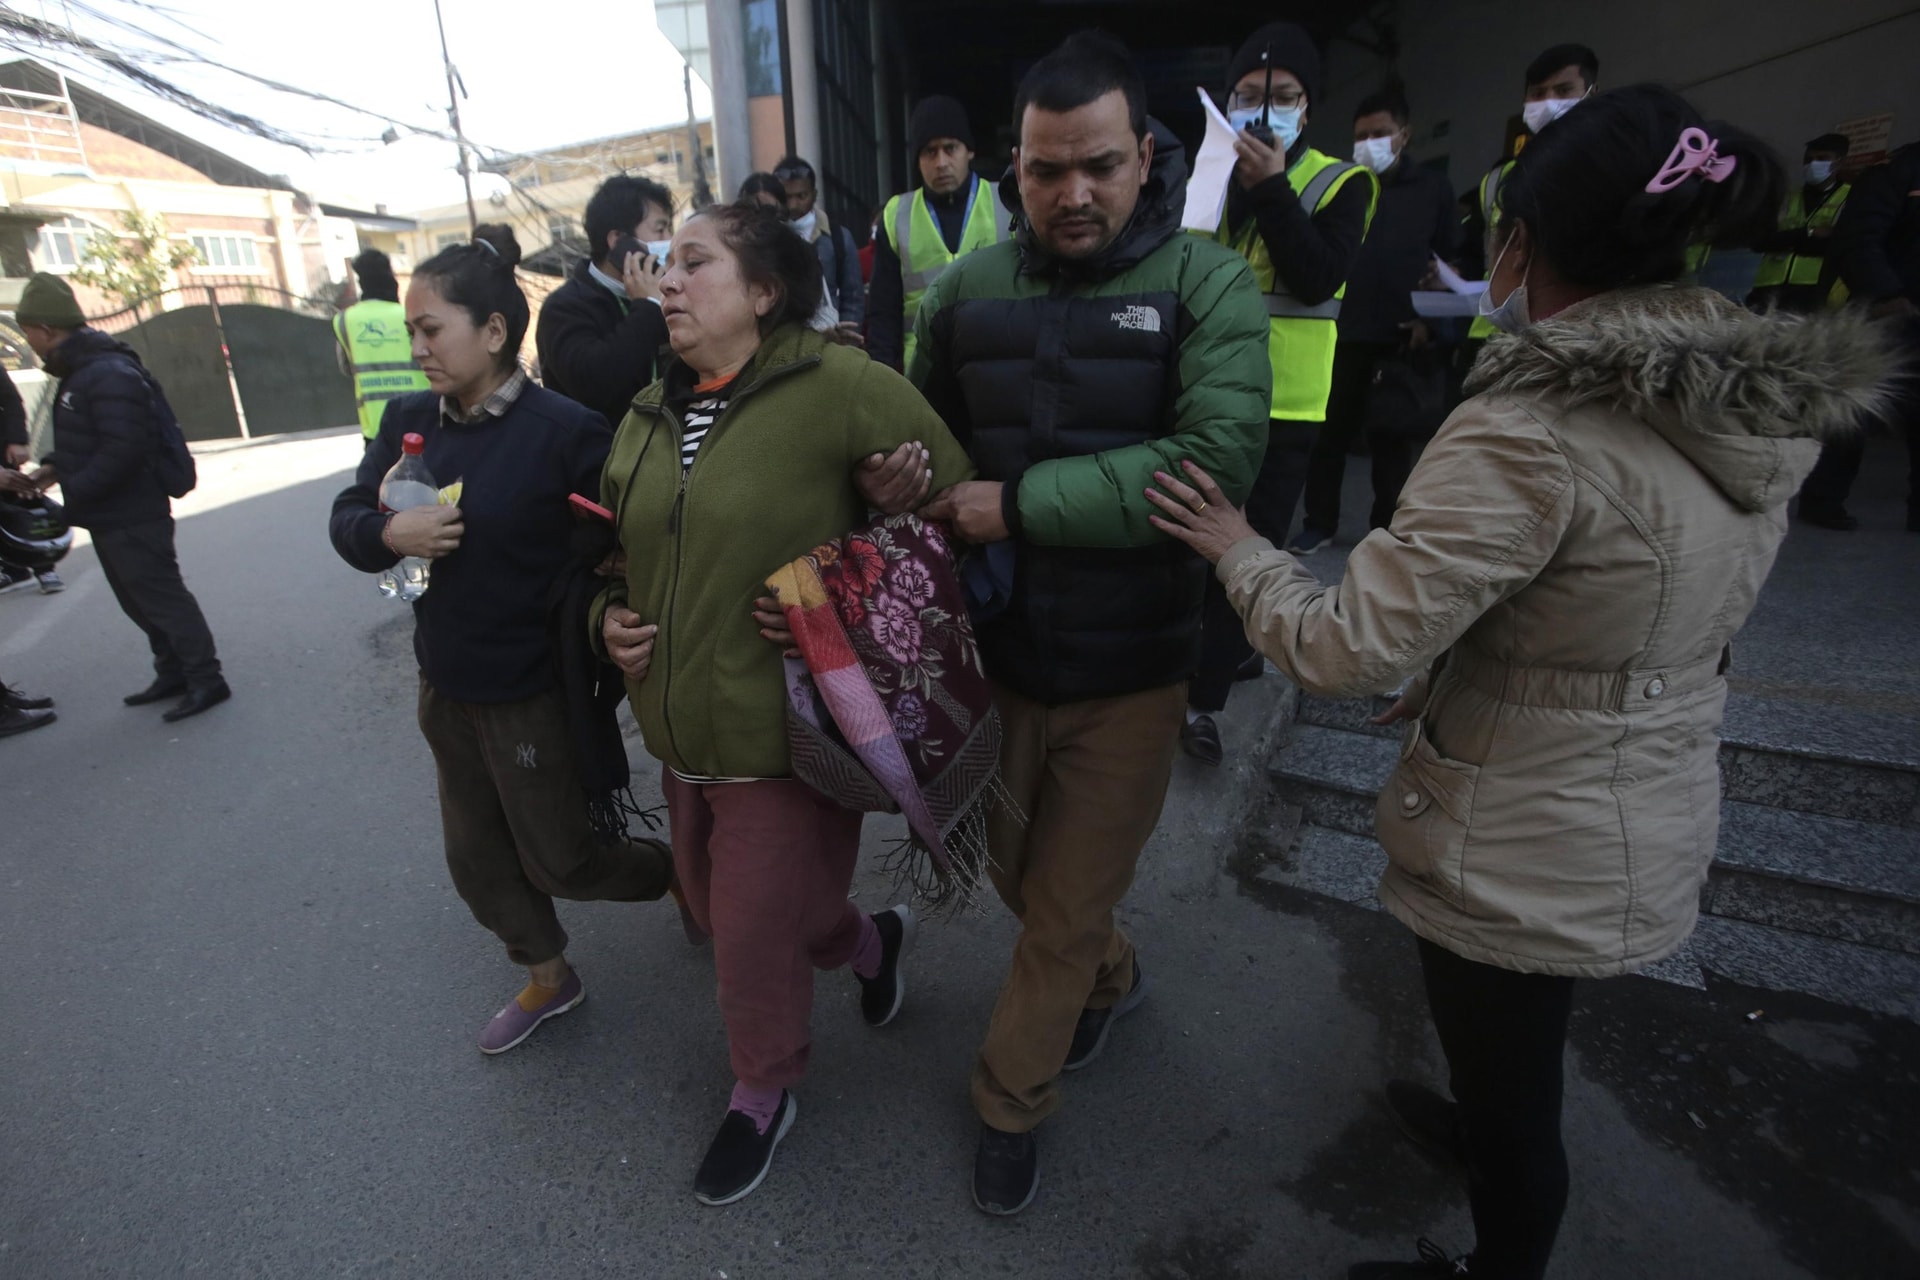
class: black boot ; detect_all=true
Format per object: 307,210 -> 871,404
162,679 -> 231,723
124,677 -> 189,706
0,705 -> 55,737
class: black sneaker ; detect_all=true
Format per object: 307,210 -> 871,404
693,1091 -> 796,1206
1180,714 -> 1224,766
1063,957 -> 1146,1072
856,904 -> 916,1027
0,568 -> 31,594
1384,1080 -> 1466,1166
972,1123 -> 1039,1216
33,568 -> 62,593
1349,1238 -> 1471,1277
0,705 -> 54,737
2,684 -> 53,711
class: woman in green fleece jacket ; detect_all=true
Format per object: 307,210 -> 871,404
593,202 -> 972,1206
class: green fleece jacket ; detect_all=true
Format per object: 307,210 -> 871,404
591,323 -> 973,779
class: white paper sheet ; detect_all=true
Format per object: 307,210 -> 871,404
1410,291 -> 1483,318
1181,87 -> 1239,232
1431,255 -> 1489,296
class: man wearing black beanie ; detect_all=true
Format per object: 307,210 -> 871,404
1185,20 -> 1376,766
868,94 -> 1009,369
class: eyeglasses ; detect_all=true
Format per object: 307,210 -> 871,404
773,165 -> 813,182
1230,90 -> 1306,111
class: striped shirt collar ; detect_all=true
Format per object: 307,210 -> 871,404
441,365 -> 527,426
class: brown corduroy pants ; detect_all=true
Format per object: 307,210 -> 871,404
970,679 -> 1186,1133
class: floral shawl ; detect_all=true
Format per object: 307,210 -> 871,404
765,512 -> 1003,906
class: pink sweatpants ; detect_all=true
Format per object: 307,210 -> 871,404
662,769 -> 866,1090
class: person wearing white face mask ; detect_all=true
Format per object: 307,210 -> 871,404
1293,85 -> 1457,557
774,154 -> 867,347
1753,132 -> 1861,528
1467,44 -> 1599,344
534,174 -> 674,433
1185,19 -> 1378,767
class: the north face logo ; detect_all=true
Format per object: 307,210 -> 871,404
1111,305 -> 1161,333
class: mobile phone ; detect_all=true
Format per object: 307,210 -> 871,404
569,492 -> 615,524
610,235 -> 648,272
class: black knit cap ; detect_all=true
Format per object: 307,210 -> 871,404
909,95 -> 974,154
1805,132 -> 1850,156
1226,22 -> 1321,109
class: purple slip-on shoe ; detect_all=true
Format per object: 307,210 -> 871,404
478,969 -> 585,1055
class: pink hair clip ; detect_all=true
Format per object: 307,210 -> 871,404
1646,127 -> 1738,193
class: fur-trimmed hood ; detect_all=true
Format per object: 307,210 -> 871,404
1466,285 -> 1899,511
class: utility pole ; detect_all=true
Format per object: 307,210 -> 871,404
684,63 -> 712,210
432,0 -> 477,234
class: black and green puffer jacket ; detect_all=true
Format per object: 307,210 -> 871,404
908,123 -> 1273,705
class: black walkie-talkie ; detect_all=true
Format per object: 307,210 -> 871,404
1243,43 -> 1276,146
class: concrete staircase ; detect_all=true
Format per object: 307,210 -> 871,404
1241,687 -> 1920,1021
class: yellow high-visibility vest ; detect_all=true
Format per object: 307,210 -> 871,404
1755,183 -> 1851,292
1468,160 -> 1516,341
334,299 -> 429,439
1215,147 -> 1378,421
885,176 -> 1009,367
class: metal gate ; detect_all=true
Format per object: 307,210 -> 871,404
813,0 -> 882,237
222,304 -> 357,436
106,302 -> 241,441
84,284 -> 362,441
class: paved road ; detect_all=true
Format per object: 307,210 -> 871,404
2,431 -> 1914,1279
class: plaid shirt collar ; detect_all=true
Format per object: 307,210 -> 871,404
441,365 -> 527,426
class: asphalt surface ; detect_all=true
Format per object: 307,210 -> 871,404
2,430 -> 1915,1279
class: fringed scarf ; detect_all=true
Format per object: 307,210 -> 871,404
549,520 -> 662,842
765,512 -> 1006,910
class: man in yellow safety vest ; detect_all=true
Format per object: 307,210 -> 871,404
1467,44 -> 1599,343
1753,132 -> 1852,314
334,249 -> 428,442
867,95 -> 1009,370
1184,20 -> 1376,766
1756,133 -> 1861,529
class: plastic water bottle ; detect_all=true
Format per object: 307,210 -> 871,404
378,432 -> 438,601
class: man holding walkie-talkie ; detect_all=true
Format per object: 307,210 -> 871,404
1185,21 -> 1376,766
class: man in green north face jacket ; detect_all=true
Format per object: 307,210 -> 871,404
909,32 -> 1270,1217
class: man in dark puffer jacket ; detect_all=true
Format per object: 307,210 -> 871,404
18,273 -> 228,721
911,33 -> 1269,1216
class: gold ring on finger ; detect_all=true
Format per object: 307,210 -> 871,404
1192,500 -> 1209,514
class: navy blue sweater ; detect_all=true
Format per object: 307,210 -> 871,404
329,385 -> 612,703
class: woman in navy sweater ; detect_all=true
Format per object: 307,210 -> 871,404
329,225 -> 672,1054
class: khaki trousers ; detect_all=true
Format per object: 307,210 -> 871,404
418,678 -> 672,966
971,679 -> 1186,1132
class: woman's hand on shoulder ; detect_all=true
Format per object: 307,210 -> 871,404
602,606 -> 658,681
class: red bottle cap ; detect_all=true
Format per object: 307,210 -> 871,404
402,432 -> 426,455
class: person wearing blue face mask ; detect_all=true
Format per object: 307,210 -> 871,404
1185,20 -> 1377,766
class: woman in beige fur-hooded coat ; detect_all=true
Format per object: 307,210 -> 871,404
1148,86 -> 1898,1280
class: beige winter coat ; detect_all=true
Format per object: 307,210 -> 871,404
1220,286 -> 1892,978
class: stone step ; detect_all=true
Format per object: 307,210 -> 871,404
1265,724 -> 1920,955
1719,694 -> 1920,827
1294,690 -> 1920,827
1253,825 -> 1920,1022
